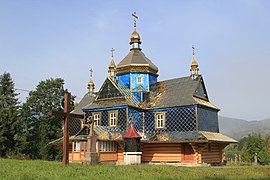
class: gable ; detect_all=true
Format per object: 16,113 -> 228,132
194,78 -> 208,101
96,78 -> 124,100
76,126 -> 89,136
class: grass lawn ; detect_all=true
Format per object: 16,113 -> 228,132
0,159 -> 270,180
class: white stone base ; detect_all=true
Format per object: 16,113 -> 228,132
124,152 -> 142,165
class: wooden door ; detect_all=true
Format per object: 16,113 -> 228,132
182,143 -> 194,162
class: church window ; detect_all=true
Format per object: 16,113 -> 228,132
108,110 -> 118,127
136,76 -> 143,84
74,141 -> 80,152
99,141 -> 117,152
155,112 -> 166,129
93,112 -> 101,126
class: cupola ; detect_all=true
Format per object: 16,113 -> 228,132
129,12 -> 141,51
190,45 -> 200,80
116,12 -> 158,76
115,12 -> 159,103
108,48 -> 117,81
87,68 -> 95,96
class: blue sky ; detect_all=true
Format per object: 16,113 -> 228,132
1,1 -> 270,121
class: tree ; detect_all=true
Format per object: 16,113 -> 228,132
21,78 -> 74,160
239,134 -> 270,164
0,72 -> 20,157
224,134 -> 270,165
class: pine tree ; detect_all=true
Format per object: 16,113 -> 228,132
21,78 -> 74,160
0,72 -> 20,157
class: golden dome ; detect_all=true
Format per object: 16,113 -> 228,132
191,55 -> 199,68
130,30 -> 141,43
87,69 -> 95,90
87,79 -> 95,89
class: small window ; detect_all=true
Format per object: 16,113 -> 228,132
99,141 -> 117,152
93,112 -> 101,126
74,141 -> 80,152
108,110 -> 118,127
136,76 -> 143,84
155,112 -> 166,129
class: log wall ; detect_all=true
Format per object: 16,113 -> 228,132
200,143 -> 222,163
117,151 -> 124,162
99,152 -> 118,162
141,143 -> 182,162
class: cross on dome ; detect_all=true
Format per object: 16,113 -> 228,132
132,12 -> 138,31
111,48 -> 115,58
192,45 -> 195,55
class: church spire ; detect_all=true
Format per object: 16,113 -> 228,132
108,48 -> 116,81
87,68 -> 95,96
130,12 -> 141,51
190,45 -> 200,80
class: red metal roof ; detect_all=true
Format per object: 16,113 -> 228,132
123,123 -> 141,139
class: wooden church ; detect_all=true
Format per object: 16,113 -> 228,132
67,13 -> 237,165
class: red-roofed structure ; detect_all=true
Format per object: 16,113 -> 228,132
123,123 -> 141,139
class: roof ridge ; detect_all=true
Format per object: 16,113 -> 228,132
156,76 -> 191,83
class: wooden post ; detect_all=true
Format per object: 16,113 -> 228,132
63,92 -> 70,165
49,92 -> 84,165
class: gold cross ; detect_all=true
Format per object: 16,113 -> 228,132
111,48 -> 115,58
132,12 -> 138,30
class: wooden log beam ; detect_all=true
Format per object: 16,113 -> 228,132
49,110 -> 84,119
63,92 -> 70,165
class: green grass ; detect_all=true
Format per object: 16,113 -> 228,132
0,159 -> 270,180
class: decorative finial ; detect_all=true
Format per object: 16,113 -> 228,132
88,68 -> 95,96
90,68 -> 93,78
111,48 -> 115,58
108,49 -> 117,81
132,12 -> 138,31
190,45 -> 200,80
192,45 -> 195,56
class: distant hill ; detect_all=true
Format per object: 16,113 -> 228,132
219,116 -> 270,140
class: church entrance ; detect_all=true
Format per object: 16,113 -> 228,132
181,143 -> 194,162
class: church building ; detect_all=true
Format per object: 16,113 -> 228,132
68,13 -> 236,165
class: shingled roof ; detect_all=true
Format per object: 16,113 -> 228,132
145,76 -> 218,110
72,93 -> 95,114
116,50 -> 158,72
83,75 -> 218,111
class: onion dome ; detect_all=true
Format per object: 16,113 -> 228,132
87,68 -> 95,95
190,45 -> 200,80
108,48 -> 117,81
123,123 -> 141,139
130,31 -> 141,43
191,55 -> 199,68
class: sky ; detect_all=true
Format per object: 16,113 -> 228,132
1,0 -> 270,121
